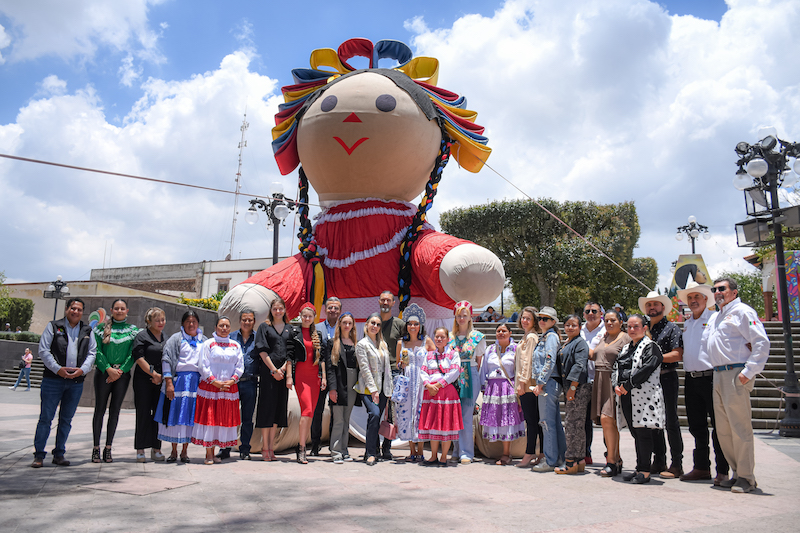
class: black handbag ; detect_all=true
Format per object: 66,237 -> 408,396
289,325 -> 307,363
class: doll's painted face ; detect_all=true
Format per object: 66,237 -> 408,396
297,72 -> 441,203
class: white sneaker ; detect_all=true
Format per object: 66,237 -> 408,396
532,462 -> 555,472
8,386 -> 16,390
343,455 -> 354,462
332,455 -> 344,464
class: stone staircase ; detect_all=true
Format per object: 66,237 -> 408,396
473,321 -> 799,430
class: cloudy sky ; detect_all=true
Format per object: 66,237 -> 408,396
1,0 -> 797,304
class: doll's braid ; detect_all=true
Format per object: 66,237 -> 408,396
397,133 -> 451,313
297,167 -> 327,308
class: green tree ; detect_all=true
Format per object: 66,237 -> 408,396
440,199 -> 657,317
717,269 -> 775,318
0,298 -> 35,331
0,271 -> 10,319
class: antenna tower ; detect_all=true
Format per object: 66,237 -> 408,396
228,111 -> 249,259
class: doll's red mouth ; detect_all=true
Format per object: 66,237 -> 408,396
333,137 -> 368,155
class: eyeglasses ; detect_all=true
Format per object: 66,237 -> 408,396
537,317 -> 553,322
711,286 -> 728,293
583,309 -> 599,315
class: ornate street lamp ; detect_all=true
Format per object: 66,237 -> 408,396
245,182 -> 296,265
733,127 -> 800,437
675,215 -> 710,254
42,275 -> 70,320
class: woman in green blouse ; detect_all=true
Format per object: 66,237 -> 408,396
92,299 -> 138,463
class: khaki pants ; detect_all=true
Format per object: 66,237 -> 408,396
713,368 -> 756,485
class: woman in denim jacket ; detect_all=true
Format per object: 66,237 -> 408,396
531,306 -> 565,472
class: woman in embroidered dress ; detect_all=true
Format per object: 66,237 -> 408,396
92,299 -> 138,463
478,322 -> 525,465
192,316 -> 244,465
514,306 -> 545,468
419,327 -> 463,466
394,303 -> 429,462
255,296 -> 292,461
555,315 -> 591,474
326,312 -> 358,463
614,314 -> 665,484
354,313 -> 393,466
155,310 -> 207,463
447,300 -> 486,465
292,303 -> 325,464
532,306 -> 566,472
591,310 -> 631,477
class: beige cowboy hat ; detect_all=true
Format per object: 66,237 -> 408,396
677,277 -> 714,305
638,290 -> 673,314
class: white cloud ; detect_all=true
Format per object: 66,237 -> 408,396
37,74 -> 67,96
118,54 -> 142,87
406,0 -> 800,292
0,50 -> 284,282
0,0 -> 166,80
0,22 -> 9,64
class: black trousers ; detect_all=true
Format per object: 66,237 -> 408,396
685,374 -> 729,474
93,370 -> 131,447
621,392 -> 658,473
133,373 -> 161,450
520,392 -> 543,455
584,392 -> 594,457
381,371 -> 399,454
310,387 -> 328,445
653,370 -> 683,468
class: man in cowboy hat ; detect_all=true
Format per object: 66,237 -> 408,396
676,280 -> 729,486
638,290 -> 684,478
705,277 -> 769,494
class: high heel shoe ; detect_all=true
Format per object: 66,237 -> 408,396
599,462 -> 618,477
297,447 -> 308,464
578,460 -> 586,472
555,460 -> 579,475
515,453 -> 536,468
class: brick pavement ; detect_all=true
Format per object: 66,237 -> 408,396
1,388 -> 799,532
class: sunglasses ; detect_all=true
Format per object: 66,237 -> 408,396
583,309 -> 599,315
537,317 -> 553,322
710,287 -> 728,293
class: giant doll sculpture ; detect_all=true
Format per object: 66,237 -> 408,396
220,39 -> 504,329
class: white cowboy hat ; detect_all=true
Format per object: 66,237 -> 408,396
677,278 -> 714,305
638,291 -> 673,314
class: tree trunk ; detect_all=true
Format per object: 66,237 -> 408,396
532,274 -> 557,308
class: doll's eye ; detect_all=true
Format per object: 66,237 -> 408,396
321,95 -> 338,112
376,94 -> 396,112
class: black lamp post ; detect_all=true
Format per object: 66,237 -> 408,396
733,127 -> 800,437
675,215 -> 710,254
42,275 -> 70,320
245,182 -> 296,265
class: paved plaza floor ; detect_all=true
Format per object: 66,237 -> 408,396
1,387 -> 799,532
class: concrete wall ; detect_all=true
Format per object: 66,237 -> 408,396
199,257 -> 281,298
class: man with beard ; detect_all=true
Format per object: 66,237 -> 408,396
705,277 -> 769,494
378,291 -> 404,461
677,281 -> 729,486
638,290 -> 684,479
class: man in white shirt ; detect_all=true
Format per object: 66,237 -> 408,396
677,281 -> 729,486
705,277 -> 770,494
580,301 -> 605,463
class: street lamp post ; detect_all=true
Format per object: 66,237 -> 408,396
42,275 -> 70,320
675,215 -> 711,254
733,127 -> 800,437
245,182 -> 296,265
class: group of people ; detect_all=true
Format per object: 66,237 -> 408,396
28,278 -> 770,494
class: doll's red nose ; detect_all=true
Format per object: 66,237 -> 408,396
343,113 -> 362,123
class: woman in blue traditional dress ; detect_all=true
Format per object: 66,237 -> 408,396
155,310 -> 207,463
394,303 -> 429,462
447,300 -> 486,464
478,322 -> 525,465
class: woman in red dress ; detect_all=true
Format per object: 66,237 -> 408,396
291,303 -> 325,464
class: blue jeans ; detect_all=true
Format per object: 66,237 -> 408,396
456,365 -> 479,460
33,376 -> 85,459
14,367 -> 31,389
538,378 -> 566,467
362,392 -> 388,458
